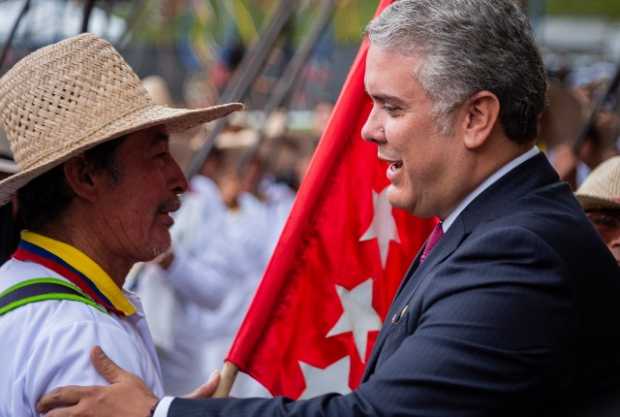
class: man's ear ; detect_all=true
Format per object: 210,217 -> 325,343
63,156 -> 100,202
461,91 -> 500,150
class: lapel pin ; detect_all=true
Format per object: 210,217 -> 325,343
392,305 -> 408,324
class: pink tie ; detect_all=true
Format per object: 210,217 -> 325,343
420,222 -> 444,264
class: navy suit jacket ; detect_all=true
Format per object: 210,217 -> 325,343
170,154 -> 620,417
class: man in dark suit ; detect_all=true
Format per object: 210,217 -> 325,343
38,1 -> 620,416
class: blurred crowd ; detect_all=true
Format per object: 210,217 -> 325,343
543,61 -> 620,188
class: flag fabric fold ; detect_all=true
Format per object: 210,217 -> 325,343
227,0 -> 436,399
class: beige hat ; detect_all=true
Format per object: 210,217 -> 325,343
0,33 -> 243,205
576,156 -> 620,211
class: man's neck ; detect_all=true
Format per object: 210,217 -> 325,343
37,222 -> 130,288
441,145 -> 539,231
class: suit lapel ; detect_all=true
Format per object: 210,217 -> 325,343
361,153 -> 560,382
362,218 -> 466,381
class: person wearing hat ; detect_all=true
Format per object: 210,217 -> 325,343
576,156 -> 620,265
0,33 -> 241,416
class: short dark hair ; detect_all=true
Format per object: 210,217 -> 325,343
17,136 -> 125,231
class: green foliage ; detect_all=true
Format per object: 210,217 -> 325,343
333,1 -> 377,43
546,0 -> 620,19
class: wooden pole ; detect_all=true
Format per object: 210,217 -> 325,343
0,0 -> 31,70
236,0 -> 338,173
213,361 -> 240,398
81,0 -> 97,33
186,0 -> 298,178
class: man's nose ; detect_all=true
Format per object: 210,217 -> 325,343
168,158 -> 189,195
361,107 -> 385,144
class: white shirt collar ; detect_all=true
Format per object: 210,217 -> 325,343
442,146 -> 540,232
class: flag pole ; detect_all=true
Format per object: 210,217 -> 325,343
213,361 -> 239,398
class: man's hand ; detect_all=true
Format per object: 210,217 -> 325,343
184,370 -> 220,399
37,346 -> 158,417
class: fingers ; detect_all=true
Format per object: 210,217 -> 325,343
91,346 -> 125,384
184,370 -> 220,399
41,406 -> 71,417
37,385 -> 94,414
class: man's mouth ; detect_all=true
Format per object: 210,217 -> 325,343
389,160 -> 403,170
158,198 -> 181,214
378,153 -> 403,170
157,198 -> 182,226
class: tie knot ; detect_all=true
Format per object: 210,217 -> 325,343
420,222 -> 444,264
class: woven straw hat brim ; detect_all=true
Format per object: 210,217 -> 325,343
575,194 -> 620,211
0,102 -> 242,206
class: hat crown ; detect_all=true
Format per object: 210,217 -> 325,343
576,156 -> 620,210
0,33 -> 153,171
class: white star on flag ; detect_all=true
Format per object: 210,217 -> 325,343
326,279 -> 382,361
359,187 -> 400,268
299,356 -> 352,399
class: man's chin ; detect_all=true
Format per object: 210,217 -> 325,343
387,191 -> 433,218
146,234 -> 171,260
387,187 -> 412,211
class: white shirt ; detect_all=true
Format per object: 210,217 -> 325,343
148,178 -> 293,404
136,176 -> 254,395
0,246 -> 163,416
442,147 -> 540,232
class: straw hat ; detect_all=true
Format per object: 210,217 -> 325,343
0,33 -> 243,206
575,156 -> 620,211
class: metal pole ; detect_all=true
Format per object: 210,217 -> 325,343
81,0 -> 97,33
0,0 -> 31,70
237,0 -> 338,172
186,0 -> 298,178
115,0 -> 148,50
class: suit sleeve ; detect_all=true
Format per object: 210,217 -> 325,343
168,225 -> 574,417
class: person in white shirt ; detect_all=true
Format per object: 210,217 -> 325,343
137,142 -> 293,397
0,33 -> 241,416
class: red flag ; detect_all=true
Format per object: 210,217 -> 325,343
227,0 -> 435,399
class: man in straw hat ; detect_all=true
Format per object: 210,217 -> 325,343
576,156 -> 620,265
0,33 -> 241,416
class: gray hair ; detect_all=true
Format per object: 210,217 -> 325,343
365,0 -> 546,144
